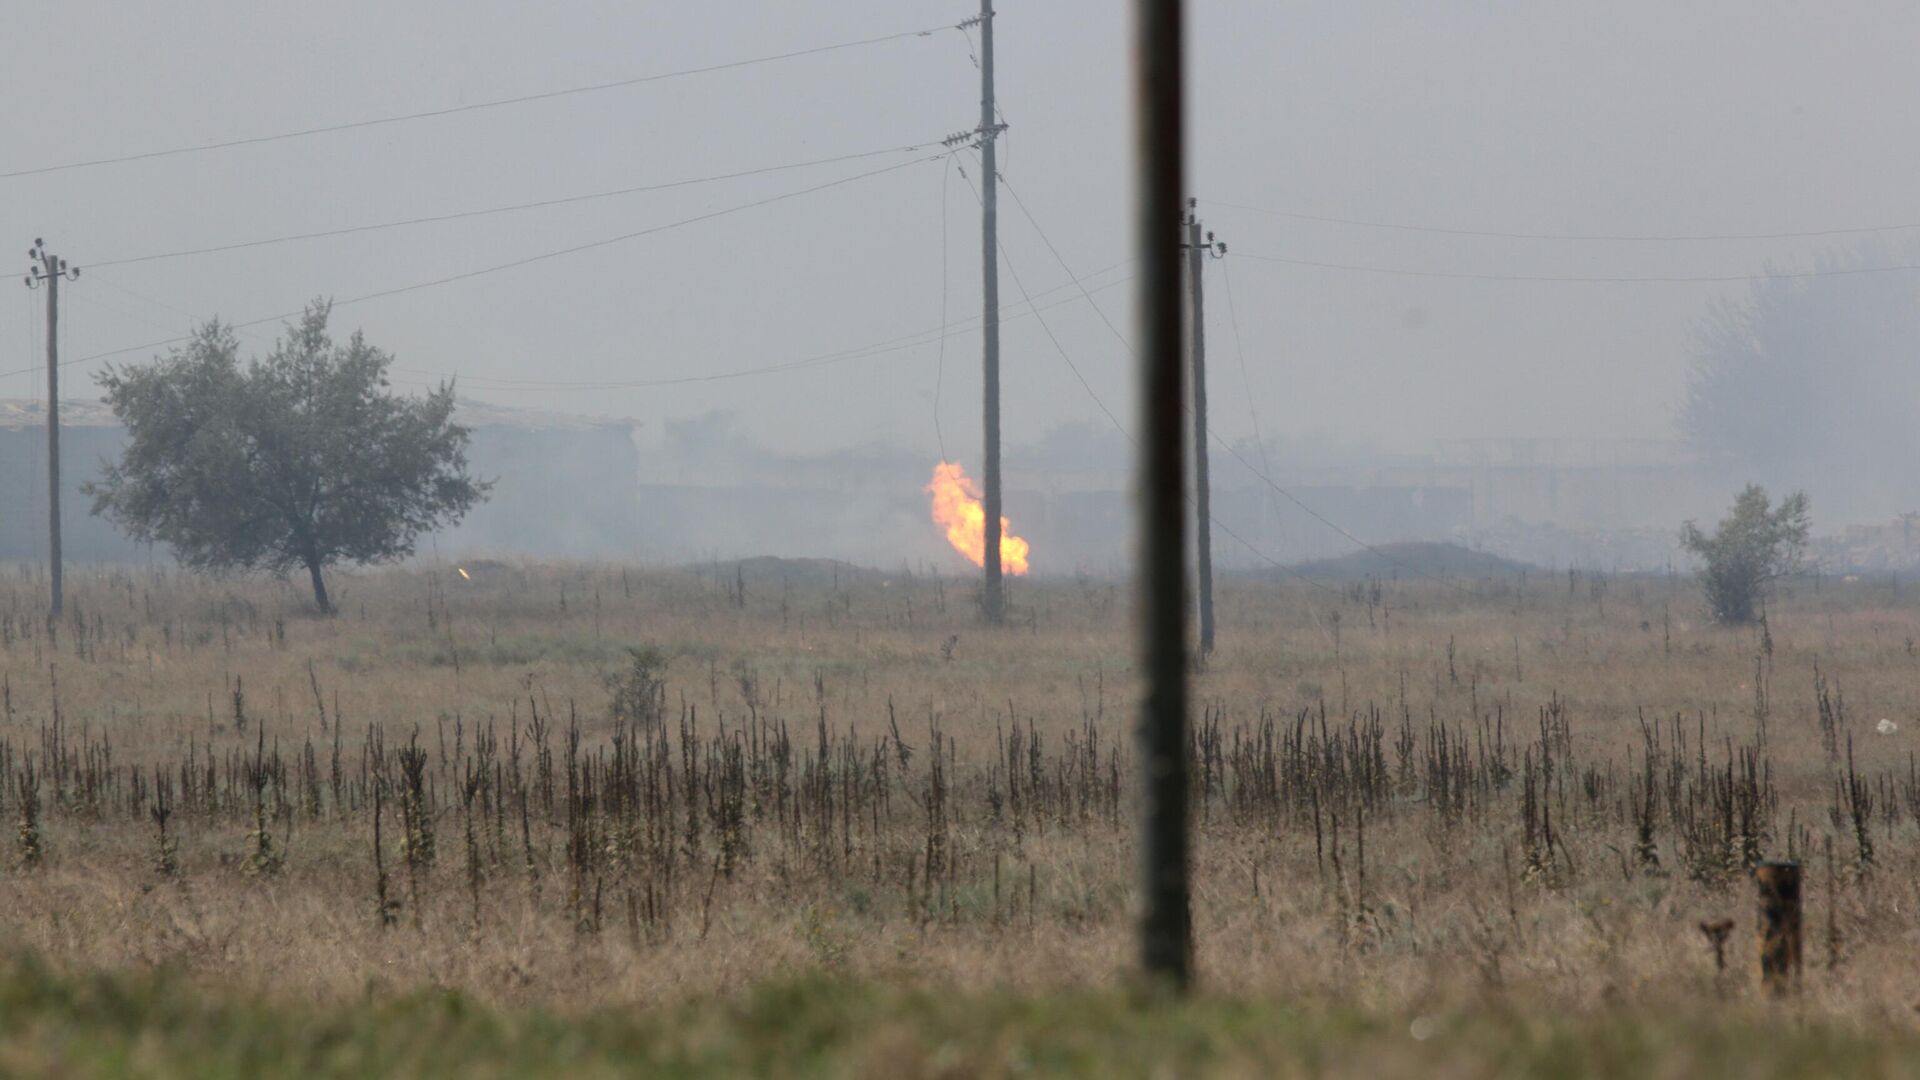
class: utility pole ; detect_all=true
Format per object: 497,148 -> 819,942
1133,0 -> 1192,989
1184,202 -> 1225,658
978,0 -> 1003,628
954,0 -> 1008,625
23,239 -> 79,618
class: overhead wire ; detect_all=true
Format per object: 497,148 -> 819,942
5,247 -> 1135,392
236,153 -> 951,313
88,141 -> 943,269
1,24 -> 954,181
0,153 -> 948,383
1229,249 -> 1920,285
954,160 -> 1127,437
399,264 -> 1137,391
85,274 -> 273,346
1217,259 -> 1274,481
17,18 -> 1907,585
1212,198 -> 1920,243
961,159 -> 1339,592
996,171 -> 1475,590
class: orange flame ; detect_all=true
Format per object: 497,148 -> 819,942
926,462 -> 1031,575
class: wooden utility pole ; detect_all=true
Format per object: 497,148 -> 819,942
1133,0 -> 1192,989
975,0 -> 1006,625
24,239 -> 79,618
1184,202 -> 1225,658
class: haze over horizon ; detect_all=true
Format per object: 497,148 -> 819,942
7,2 -> 1920,477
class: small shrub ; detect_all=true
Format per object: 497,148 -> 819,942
1680,485 -> 1810,624
606,646 -> 668,729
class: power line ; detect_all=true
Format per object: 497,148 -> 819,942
0,329 -> 192,383
457,333 -> 944,390
398,264 -> 1138,392
426,323 -> 985,391
1,25 -> 954,181
1217,259 -> 1274,479
308,154 -> 946,309
1213,198 -> 1920,243
1231,249 -> 1920,284
24,264 -> 1133,393
3,251 -> 1135,391
955,160 -> 1127,438
0,154 -> 948,383
1205,418 -> 1477,592
960,162 -> 1336,593
996,173 -> 1473,589
89,142 -> 941,268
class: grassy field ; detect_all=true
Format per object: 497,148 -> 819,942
1,556 -> 1918,1075
8,956 -> 1920,1079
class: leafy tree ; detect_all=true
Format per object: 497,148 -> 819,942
88,302 -> 488,613
1680,485 -> 1811,625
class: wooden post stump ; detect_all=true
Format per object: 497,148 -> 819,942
1754,860 -> 1802,996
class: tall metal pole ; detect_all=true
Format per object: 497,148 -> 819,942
24,240 -> 77,618
978,0 -> 1005,625
1133,0 -> 1192,988
1186,203 -> 1214,658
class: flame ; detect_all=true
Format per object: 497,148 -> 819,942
456,567 -> 471,581
926,461 -> 1031,575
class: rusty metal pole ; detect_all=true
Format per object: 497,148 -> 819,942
1755,860 -> 1802,996
1133,0 -> 1192,989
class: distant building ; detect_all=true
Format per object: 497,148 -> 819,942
437,402 -> 641,558
1429,437 -> 1716,532
0,398 -> 129,561
629,422 -> 1478,574
0,398 -> 1755,575
1819,513 -> 1920,574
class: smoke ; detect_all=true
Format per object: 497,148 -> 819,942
1684,243 -> 1920,523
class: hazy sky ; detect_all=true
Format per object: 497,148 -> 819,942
7,2 -> 1920,461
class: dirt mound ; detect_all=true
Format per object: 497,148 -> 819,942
1261,541 -> 1533,583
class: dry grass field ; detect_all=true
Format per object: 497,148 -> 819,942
1,556 -> 1918,1076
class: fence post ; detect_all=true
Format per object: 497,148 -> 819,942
1754,860 -> 1802,996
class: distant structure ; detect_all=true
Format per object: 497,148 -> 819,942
630,430 -> 1478,575
0,398 -> 124,561
438,402 -> 640,558
1426,436 -> 1719,571
4,400 -> 1831,575
0,399 -> 640,562
1431,437 -> 1711,532
1820,513 -> 1920,574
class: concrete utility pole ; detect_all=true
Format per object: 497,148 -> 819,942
962,0 -> 1007,625
1184,202 -> 1225,658
1133,0 -> 1192,989
23,239 -> 79,618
